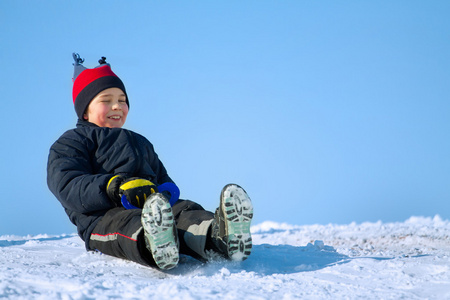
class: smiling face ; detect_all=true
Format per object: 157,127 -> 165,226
83,87 -> 129,128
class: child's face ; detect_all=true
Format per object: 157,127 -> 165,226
83,87 -> 129,128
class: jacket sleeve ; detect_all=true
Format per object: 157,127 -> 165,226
47,135 -> 114,214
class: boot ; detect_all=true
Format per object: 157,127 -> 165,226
210,184 -> 253,261
141,193 -> 179,270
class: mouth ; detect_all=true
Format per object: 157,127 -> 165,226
108,115 -> 122,121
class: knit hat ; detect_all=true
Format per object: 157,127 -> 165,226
72,53 -> 129,120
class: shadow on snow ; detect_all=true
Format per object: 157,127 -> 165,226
170,243 -> 352,276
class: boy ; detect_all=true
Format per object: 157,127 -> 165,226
47,53 -> 253,270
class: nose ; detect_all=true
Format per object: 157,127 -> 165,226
112,100 -> 122,110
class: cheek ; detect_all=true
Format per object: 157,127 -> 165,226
99,105 -> 110,116
123,105 -> 129,116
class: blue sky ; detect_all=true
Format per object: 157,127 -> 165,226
1,1 -> 449,236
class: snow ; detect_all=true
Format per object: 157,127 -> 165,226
1,216 -> 449,299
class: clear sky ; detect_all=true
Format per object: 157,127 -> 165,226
1,1 -> 449,236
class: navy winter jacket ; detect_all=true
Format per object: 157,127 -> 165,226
47,120 -> 174,249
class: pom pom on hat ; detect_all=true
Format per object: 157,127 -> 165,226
72,53 -> 129,120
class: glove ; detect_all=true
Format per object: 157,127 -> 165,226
107,175 -> 158,208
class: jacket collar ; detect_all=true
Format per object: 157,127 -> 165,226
76,119 -> 99,128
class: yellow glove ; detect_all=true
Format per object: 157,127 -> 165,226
107,175 -> 157,208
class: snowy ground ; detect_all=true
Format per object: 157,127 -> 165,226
1,216 -> 449,299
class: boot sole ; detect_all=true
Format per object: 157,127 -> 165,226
141,193 -> 179,270
221,184 -> 253,261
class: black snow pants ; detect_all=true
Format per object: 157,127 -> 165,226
88,200 -> 215,267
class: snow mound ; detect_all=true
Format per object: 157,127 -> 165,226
1,216 -> 449,299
